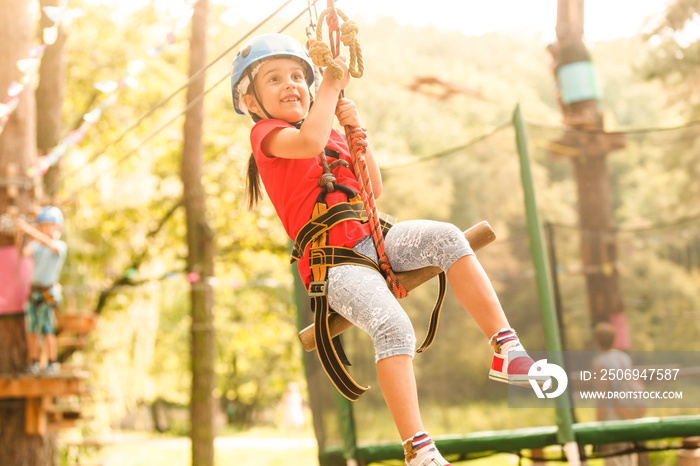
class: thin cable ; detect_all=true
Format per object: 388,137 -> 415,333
383,119 -> 512,172
60,0 -> 297,184
64,2 -> 317,198
527,117 -> 700,135
548,211 -> 700,234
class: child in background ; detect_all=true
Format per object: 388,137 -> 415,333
593,322 -> 642,466
232,33 -> 539,466
15,206 -> 67,375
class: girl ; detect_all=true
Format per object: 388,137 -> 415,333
232,33 -> 539,466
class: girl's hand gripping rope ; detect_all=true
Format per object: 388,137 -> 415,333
335,97 -> 362,128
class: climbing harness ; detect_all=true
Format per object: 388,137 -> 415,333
293,2 -> 448,401
30,284 -> 58,309
292,183 -> 375,400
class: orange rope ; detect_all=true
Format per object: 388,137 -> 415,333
346,127 -> 407,298
318,1 -> 407,299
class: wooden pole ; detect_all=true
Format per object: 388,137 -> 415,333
0,0 -> 62,462
550,0 -> 626,330
182,2 -> 215,466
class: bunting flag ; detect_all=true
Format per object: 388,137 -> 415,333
28,0 -> 200,177
27,63 -> 142,177
0,45 -> 47,136
147,0 -> 198,57
0,2 -> 73,137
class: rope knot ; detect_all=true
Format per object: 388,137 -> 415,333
318,172 -> 337,191
314,7 -> 364,79
340,20 -> 359,45
308,39 -> 343,79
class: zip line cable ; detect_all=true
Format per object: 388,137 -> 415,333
383,114 -> 700,174
383,119 -> 512,172
527,117 -> 700,135
548,210 -> 700,234
63,1 -> 318,199
60,0 -> 300,184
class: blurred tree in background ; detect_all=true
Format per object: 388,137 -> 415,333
643,0 -> 700,117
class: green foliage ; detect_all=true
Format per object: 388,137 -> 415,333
641,0 -> 700,118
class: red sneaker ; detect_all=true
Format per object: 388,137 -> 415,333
488,328 -> 546,386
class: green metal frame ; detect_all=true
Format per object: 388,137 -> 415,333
319,415 -> 700,465
513,104 -> 576,445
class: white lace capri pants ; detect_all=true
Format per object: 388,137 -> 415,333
326,220 -> 473,362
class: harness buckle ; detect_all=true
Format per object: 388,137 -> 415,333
308,280 -> 328,297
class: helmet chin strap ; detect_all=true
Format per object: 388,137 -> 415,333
248,69 -> 274,120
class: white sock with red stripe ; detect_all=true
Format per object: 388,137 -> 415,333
403,431 -> 451,466
490,328 -> 522,354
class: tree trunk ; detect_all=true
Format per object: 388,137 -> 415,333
0,0 -> 36,236
0,0 -> 58,464
181,1 -> 215,466
36,0 -> 67,201
572,148 -> 624,321
553,0 -> 625,328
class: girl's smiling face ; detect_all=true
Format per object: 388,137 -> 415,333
244,58 -> 311,123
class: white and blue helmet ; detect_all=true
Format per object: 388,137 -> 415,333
36,206 -> 63,227
231,33 -> 315,115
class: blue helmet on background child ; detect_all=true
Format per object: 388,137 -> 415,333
36,206 -> 63,227
231,33 -> 315,115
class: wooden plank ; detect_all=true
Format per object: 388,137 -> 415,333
57,335 -> 88,349
25,396 -> 49,436
56,313 -> 97,335
298,221 -> 496,352
0,374 -> 87,399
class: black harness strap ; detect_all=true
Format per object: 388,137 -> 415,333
293,185 -> 449,400
309,245 -> 381,271
313,290 -> 369,400
291,200 -> 366,262
416,272 -> 447,353
310,245 -> 380,401
297,189 -> 376,401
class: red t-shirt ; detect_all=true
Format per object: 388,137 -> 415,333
250,119 -> 371,287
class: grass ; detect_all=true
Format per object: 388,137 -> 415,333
69,436 -> 680,466
62,403 -> 692,466
62,428 -> 319,466
64,428 -> 682,466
